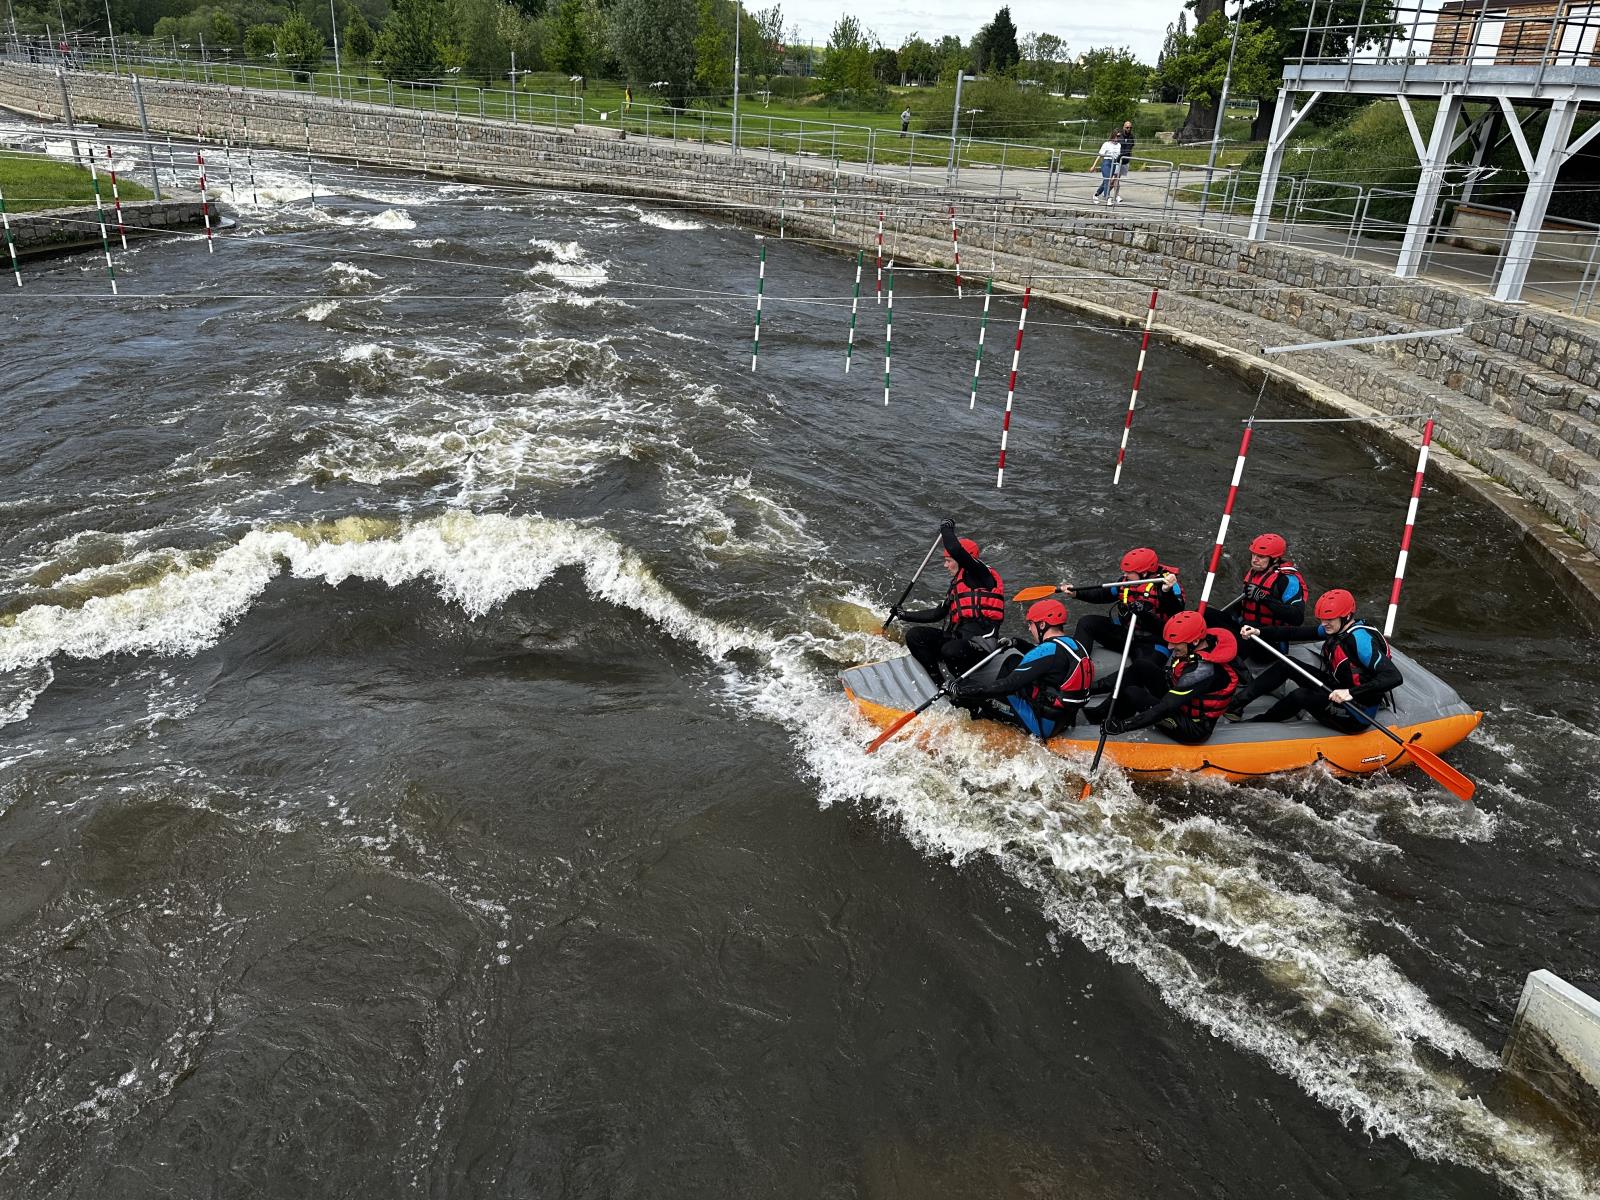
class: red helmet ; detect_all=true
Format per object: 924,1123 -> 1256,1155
1163,610 -> 1208,645
1198,626 -> 1238,663
1121,546 -> 1160,576
1249,533 -> 1287,559
1314,588 -> 1357,621
955,537 -> 980,558
1025,598 -> 1068,627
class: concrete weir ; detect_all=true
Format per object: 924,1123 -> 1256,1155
1503,971 -> 1600,1130
4,63 -> 1600,616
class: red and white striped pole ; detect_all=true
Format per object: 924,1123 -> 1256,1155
196,147 -> 214,253
883,264 -> 894,405
875,209 -> 884,305
1384,418 -> 1434,637
845,249 -> 862,373
0,182 -> 21,288
995,286 -> 1032,488
104,144 -> 127,250
1112,286 -> 1160,486
949,205 -> 962,298
1197,419 -> 1254,614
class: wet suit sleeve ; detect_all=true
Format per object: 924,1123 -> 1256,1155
1117,661 -> 1221,732
959,641 -> 1061,699
1157,584 -> 1185,618
897,592 -> 951,624
1262,574 -> 1305,625
1074,583 -> 1117,605
1346,628 -> 1403,705
940,525 -> 997,591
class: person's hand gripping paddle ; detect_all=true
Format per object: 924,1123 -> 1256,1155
882,534 -> 943,634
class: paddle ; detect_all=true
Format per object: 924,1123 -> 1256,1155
865,645 -> 1008,754
882,535 -> 943,633
1078,616 -> 1140,802
1241,632 -> 1475,803
1012,577 -> 1170,604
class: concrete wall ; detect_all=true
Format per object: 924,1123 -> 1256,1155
3,198 -> 204,256
4,62 -> 1600,607
1503,970 -> 1600,1130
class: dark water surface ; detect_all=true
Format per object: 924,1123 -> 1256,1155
3,127 -> 1600,1199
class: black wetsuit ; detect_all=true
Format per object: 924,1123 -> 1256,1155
898,526 -> 1003,684
1072,574 -> 1185,659
956,633 -> 1093,737
1213,565 -> 1307,709
1093,651 -> 1237,745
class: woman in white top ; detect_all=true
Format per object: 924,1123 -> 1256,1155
1092,130 -> 1124,205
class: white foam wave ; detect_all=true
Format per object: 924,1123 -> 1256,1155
527,238 -> 583,262
299,299 -> 341,322
365,208 -> 416,231
527,258 -> 608,289
626,204 -> 704,231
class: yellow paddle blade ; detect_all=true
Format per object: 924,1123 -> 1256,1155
1011,585 -> 1060,603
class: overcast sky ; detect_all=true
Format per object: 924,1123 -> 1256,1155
780,0 -> 1182,63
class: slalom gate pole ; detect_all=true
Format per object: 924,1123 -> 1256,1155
304,116 -> 317,207
1197,419 -> 1254,613
0,182 -> 19,287
995,286 -> 1032,488
196,145 -> 214,253
1112,286 -> 1160,486
104,144 -> 126,250
969,276 -> 992,409
1385,418 -> 1434,637
883,265 -> 894,405
949,205 -> 962,298
243,112 -> 258,207
875,209 -> 884,304
86,154 -> 118,294
845,249 -> 862,373
223,133 -> 236,202
830,161 -> 839,237
750,238 -> 765,371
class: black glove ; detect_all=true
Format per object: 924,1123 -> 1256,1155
887,604 -> 903,620
997,636 -> 1021,650
939,517 -> 956,534
947,679 -> 976,699
1103,716 -> 1130,735
1244,583 -> 1270,602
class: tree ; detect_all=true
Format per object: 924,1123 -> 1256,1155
344,9 -> 374,59
1239,0 -> 1393,138
454,0 -> 508,82
821,14 -> 879,105
1153,12 -> 1184,101
612,0 -> 697,104
746,4 -> 785,86
1020,30 -> 1065,89
870,45 -> 897,84
374,0 -> 446,79
972,5 -> 1019,75
244,22 -> 276,57
544,0 -> 586,74
1160,11 -> 1275,139
693,0 -> 730,96
274,12 -> 324,79
1084,47 -> 1147,122
897,33 -> 936,84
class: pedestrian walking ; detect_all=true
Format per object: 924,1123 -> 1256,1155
1117,119 -> 1136,201
1092,128 -> 1123,205
901,108 -> 912,137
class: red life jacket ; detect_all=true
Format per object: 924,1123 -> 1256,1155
1168,656 -> 1239,721
1113,566 -> 1177,625
948,569 -> 1006,631
1239,560 -> 1305,627
1320,620 -> 1389,691
1028,636 -> 1094,715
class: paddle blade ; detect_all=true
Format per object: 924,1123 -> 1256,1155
865,710 -> 918,754
1077,778 -> 1094,802
1011,585 -> 1060,603
1400,741 -> 1476,803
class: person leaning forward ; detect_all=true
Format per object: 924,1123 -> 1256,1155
1064,546 -> 1184,658
949,598 -> 1094,739
1089,611 -> 1241,745
1239,588 -> 1403,732
892,518 -> 1006,686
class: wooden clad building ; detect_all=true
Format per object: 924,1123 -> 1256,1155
1430,0 -> 1600,65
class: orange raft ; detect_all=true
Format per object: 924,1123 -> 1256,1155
840,646 -> 1482,784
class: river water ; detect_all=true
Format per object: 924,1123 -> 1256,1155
2,127 -> 1599,1199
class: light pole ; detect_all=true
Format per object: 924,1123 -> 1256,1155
329,0 -> 342,99
1199,0 -> 1244,218
945,70 -> 972,183
103,0 -> 118,71
731,0 -> 740,153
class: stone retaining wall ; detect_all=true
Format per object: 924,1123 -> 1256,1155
3,198 -> 204,255
4,62 -> 1599,606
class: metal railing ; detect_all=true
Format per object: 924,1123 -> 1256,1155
1289,0 -> 1600,75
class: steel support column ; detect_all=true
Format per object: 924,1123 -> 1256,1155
1247,89 -> 1322,241
1495,97 -> 1579,302
1394,92 -> 1463,278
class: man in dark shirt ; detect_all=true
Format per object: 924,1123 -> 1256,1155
893,519 -> 1006,686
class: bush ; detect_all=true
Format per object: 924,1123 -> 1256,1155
764,74 -> 822,99
910,76 -> 1065,140
274,13 -> 325,80
243,22 -> 275,59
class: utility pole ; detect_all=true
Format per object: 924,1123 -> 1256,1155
329,0 -> 342,100
103,0 -> 118,72
1199,0 -> 1243,218
945,70 -> 969,184
731,0 -> 741,154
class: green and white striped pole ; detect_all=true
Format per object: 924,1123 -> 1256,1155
304,115 -> 317,207
0,183 -> 20,287
87,155 -> 118,294
750,237 -> 765,371
882,264 -> 894,405
845,249 -> 862,373
243,112 -> 259,207
969,276 -> 992,409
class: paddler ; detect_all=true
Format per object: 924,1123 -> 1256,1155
1214,531 -> 1306,716
1090,611 -> 1240,744
1240,588 -> 1402,732
949,599 -> 1094,737
892,518 -> 1006,685
1063,546 -> 1184,657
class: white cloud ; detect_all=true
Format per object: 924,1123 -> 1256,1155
777,0 -> 1177,62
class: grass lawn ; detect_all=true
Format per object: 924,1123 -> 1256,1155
118,56 -> 1255,174
0,150 -> 154,213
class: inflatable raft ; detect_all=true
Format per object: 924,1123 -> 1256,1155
840,643 -> 1481,783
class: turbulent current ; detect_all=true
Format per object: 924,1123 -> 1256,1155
2,126 -> 1599,1199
